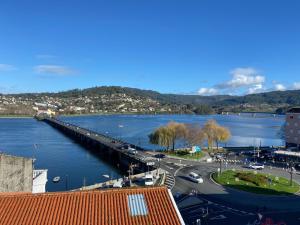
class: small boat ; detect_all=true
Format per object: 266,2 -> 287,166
103,174 -> 110,178
118,124 -> 124,128
52,176 -> 60,183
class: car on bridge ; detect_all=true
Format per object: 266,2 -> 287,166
127,147 -> 138,155
188,172 -> 204,183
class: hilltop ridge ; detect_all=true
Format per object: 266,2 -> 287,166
1,86 -> 299,116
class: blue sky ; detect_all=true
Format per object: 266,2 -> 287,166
0,0 -> 300,95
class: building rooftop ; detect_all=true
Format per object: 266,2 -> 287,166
0,186 -> 184,225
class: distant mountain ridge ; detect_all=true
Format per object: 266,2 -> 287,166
52,86 -> 300,108
1,86 -> 299,115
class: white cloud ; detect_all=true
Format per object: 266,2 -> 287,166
34,65 -> 77,75
292,82 -> 300,90
216,67 -> 265,89
197,88 -> 218,96
247,84 -> 264,94
274,83 -> 286,91
0,64 -> 16,71
196,67 -> 300,96
197,67 -> 266,96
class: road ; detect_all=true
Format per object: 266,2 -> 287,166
142,152 -> 300,225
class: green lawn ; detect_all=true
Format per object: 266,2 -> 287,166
212,170 -> 300,195
165,150 -> 205,160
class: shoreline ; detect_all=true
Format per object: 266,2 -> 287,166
0,115 -> 33,119
0,111 -> 284,119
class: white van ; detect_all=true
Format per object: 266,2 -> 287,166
112,180 -> 123,188
188,172 -> 204,183
144,174 -> 154,186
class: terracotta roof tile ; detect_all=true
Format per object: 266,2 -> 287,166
0,186 -> 184,225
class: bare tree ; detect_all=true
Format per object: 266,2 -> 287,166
215,126 -> 231,150
166,121 -> 188,151
149,126 -> 173,150
149,121 -> 187,151
185,124 -> 206,147
202,120 -> 231,149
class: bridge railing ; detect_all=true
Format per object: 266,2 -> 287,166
45,117 -> 151,151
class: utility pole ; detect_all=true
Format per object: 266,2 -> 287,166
289,161 -> 294,186
254,146 -> 256,162
157,158 -> 161,177
219,158 -> 222,175
128,163 -> 133,187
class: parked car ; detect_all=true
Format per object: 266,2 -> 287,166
295,163 -> 300,170
249,163 -> 264,170
154,153 -> 166,159
144,174 -> 154,186
188,172 -> 204,183
214,153 -> 225,160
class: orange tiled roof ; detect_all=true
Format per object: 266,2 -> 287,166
0,186 -> 183,225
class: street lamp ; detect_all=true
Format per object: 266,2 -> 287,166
289,161 -> 295,186
128,163 -> 134,187
156,158 -> 161,177
219,158 -> 223,175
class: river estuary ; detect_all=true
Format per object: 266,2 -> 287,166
0,114 -> 284,191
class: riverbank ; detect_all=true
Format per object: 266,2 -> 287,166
0,111 -> 284,119
0,115 -> 33,118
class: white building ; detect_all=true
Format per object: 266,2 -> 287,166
32,169 -> 48,193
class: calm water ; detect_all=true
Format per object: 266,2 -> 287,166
61,114 -> 285,149
0,114 -> 285,192
0,118 -> 121,192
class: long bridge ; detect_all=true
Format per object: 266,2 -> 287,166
42,117 -> 155,174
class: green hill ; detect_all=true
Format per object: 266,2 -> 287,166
1,86 -> 300,115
